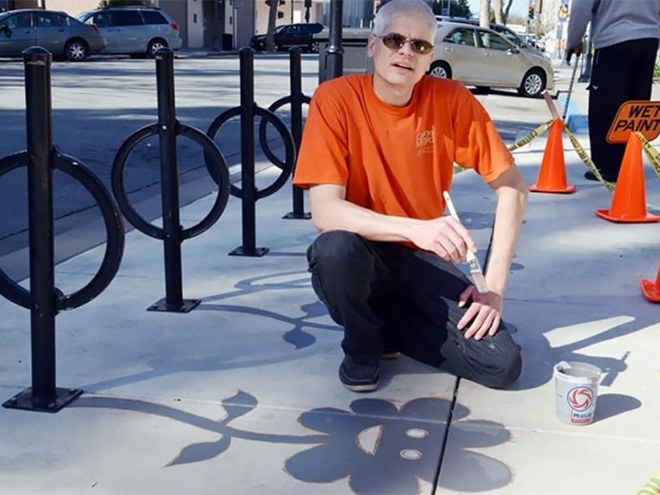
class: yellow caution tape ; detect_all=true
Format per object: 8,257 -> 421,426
507,119 -> 554,152
634,468 -> 660,495
563,124 -> 616,193
637,132 -> 660,182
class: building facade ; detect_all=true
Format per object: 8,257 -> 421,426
0,0 -> 376,50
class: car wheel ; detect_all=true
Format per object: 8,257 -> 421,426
65,39 -> 88,62
518,69 -> 546,97
428,61 -> 452,79
310,41 -> 319,53
147,39 -> 168,58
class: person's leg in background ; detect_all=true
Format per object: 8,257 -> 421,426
391,248 -> 522,389
587,42 -> 631,182
628,38 -> 659,100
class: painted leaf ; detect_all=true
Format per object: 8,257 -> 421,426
166,435 -> 231,466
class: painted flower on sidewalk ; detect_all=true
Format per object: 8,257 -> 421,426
284,397 -> 512,494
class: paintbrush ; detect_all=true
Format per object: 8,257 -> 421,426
442,191 -> 489,294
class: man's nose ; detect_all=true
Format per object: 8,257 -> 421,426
398,40 -> 416,56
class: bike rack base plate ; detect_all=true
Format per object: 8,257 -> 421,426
2,387 -> 82,413
282,211 -> 311,220
147,298 -> 201,313
228,246 -> 269,257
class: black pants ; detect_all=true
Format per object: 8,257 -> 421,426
588,37 -> 659,178
307,231 -> 522,389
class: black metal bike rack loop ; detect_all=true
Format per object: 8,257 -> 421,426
205,47 -> 296,257
0,47 -> 125,413
258,47 -> 311,220
111,47 -> 230,313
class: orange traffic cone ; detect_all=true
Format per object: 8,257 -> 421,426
595,133 -> 660,223
641,262 -> 660,302
530,119 -> 576,194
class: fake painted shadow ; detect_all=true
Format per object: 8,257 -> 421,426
74,393 -> 513,494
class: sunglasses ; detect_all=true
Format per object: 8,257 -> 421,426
377,33 -> 434,55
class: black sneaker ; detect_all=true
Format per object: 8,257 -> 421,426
339,356 -> 380,392
584,170 -> 617,183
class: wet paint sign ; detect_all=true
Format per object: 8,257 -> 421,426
607,101 -> 660,143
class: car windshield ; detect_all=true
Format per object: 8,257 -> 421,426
75,13 -> 90,22
0,12 -> 9,22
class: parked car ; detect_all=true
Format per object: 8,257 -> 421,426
0,9 -> 106,61
77,6 -> 181,58
430,21 -> 554,97
436,16 -> 546,56
250,22 -> 324,53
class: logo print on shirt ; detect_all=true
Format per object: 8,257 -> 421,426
416,129 -> 434,155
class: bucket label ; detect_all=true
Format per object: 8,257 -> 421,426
567,386 -> 594,411
567,386 -> 595,423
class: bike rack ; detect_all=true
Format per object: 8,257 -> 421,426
258,47 -> 311,220
206,47 -> 296,256
0,47 -> 125,413
111,48 -> 231,313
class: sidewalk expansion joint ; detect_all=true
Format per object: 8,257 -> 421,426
431,376 -> 461,493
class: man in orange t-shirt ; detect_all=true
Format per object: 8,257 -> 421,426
293,0 -> 527,392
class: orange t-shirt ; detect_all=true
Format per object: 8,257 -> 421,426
293,74 -> 514,219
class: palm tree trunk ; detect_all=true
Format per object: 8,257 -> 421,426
265,1 -> 279,52
492,0 -> 503,24
479,0 -> 490,28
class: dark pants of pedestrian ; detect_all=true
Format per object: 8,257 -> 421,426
307,231 -> 522,389
588,37 -> 659,180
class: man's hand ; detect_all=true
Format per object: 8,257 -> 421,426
567,44 -> 583,56
408,217 -> 477,262
457,285 -> 503,340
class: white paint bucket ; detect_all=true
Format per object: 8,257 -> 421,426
553,361 -> 602,425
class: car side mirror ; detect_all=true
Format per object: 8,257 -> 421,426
507,45 -> 519,54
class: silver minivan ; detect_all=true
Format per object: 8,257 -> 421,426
0,9 -> 105,61
77,7 -> 182,58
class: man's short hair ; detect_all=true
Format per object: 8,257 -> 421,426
372,0 -> 437,40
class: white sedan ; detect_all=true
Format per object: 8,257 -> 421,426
429,21 -> 555,98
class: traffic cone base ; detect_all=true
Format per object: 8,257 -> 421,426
530,183 -> 576,194
595,209 -> 660,223
640,279 -> 660,302
595,133 -> 658,223
640,263 -> 660,302
530,119 -> 576,194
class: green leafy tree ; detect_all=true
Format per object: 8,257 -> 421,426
432,0 -> 472,18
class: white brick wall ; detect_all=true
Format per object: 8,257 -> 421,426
46,0 -> 99,16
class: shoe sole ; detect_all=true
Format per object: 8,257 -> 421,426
339,364 -> 379,392
342,381 -> 379,393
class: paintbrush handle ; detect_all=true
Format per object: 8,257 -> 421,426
442,191 -> 489,293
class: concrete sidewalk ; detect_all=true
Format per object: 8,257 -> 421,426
1,144 -> 660,494
1,66 -> 660,495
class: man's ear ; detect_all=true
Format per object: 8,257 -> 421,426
425,49 -> 435,71
366,35 -> 376,58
